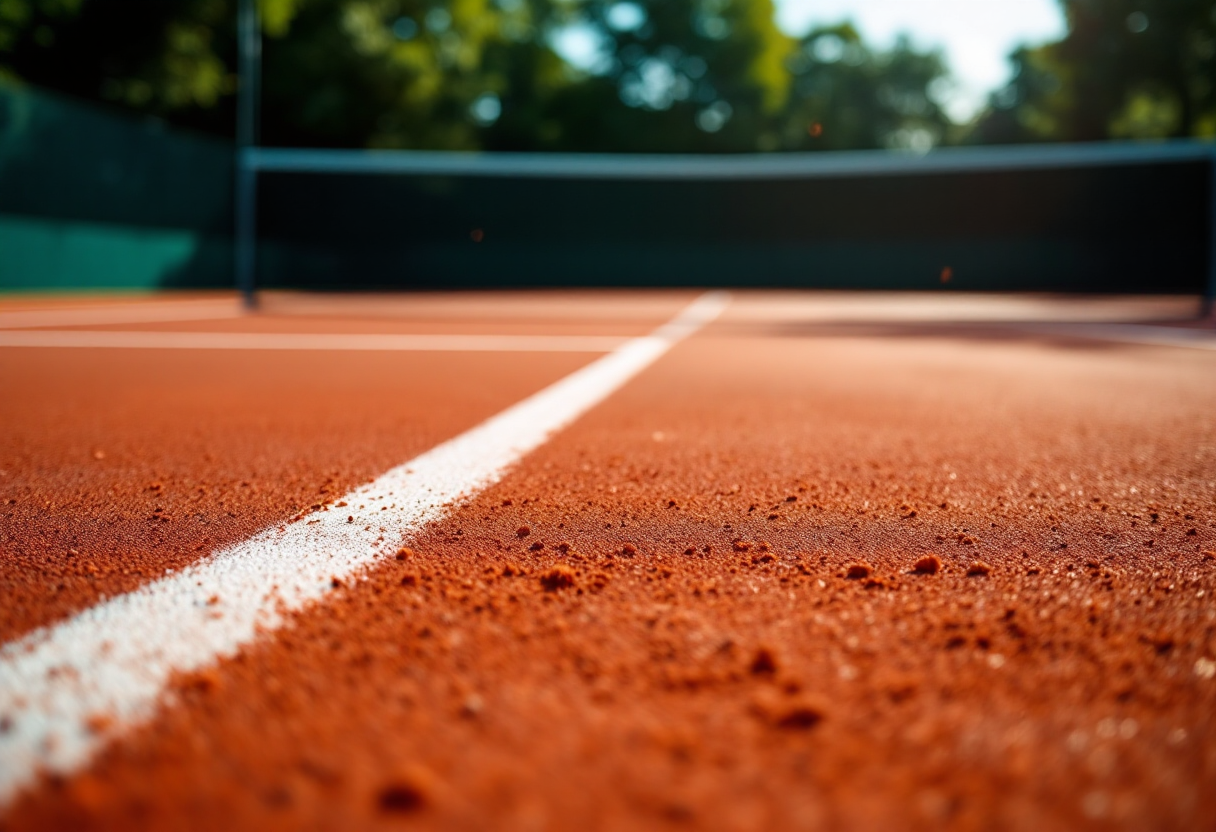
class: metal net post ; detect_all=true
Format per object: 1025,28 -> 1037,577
235,0 -> 261,309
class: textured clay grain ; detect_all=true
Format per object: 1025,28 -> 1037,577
2,293 -> 1215,831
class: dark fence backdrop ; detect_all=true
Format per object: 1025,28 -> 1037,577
1,83 -> 1211,295
257,159 -> 1210,293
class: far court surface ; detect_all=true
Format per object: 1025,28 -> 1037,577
1,290 -> 1213,831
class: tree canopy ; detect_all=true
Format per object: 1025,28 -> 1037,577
0,0 -> 956,150
971,0 -> 1216,142
2,0 -> 1210,150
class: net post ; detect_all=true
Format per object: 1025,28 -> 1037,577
235,0 -> 261,311
1205,148 -> 1216,323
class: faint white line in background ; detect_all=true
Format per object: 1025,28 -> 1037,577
1016,322 -> 1216,351
0,291 -> 730,808
0,330 -> 631,352
249,140 -> 1215,179
0,300 -> 243,330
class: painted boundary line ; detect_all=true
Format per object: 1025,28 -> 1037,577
1015,322 -> 1216,351
792,320 -> 1216,352
0,291 -> 729,808
0,330 -> 630,353
0,300 -> 243,331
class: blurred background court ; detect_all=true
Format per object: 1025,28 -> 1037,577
3,6 -> 1216,829
0,0 -> 1213,304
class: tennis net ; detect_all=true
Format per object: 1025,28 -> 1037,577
239,141 -> 1215,305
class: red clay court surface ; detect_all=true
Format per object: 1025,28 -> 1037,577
0,290 -> 1214,831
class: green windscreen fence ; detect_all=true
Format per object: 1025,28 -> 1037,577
2,80 -> 1211,296
0,83 -> 233,292
255,156 -> 1210,294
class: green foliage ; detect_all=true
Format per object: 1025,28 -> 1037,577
500,0 -> 801,152
0,0 -> 237,134
258,0 -> 304,36
484,2 -> 952,152
257,0 -> 525,148
778,25 -> 952,151
0,0 -> 955,151
972,0 -> 1216,142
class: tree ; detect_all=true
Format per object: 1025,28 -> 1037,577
483,3 -> 952,153
971,0 -> 1216,143
480,0 -> 797,153
777,24 -> 953,152
0,0 -> 957,152
0,0 -> 240,135
0,0 -> 550,147
257,0 -> 534,148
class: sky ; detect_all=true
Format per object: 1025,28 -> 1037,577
553,1 -> 1068,123
774,0 -> 1067,121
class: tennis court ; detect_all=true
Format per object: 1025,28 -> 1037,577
1,289 -> 1214,830
4,0 -> 1216,825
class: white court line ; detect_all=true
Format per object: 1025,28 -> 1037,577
0,330 -> 631,353
0,300 -> 244,330
1016,322 -> 1216,351
0,291 -> 729,808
